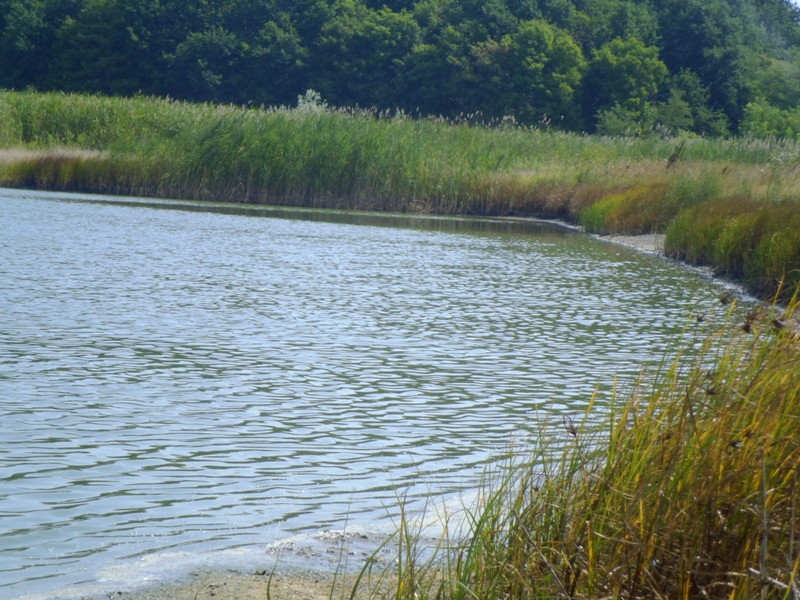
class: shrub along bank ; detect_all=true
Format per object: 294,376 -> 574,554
1,90 -> 799,298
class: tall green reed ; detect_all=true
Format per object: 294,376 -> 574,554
3,91 -> 797,206
666,200 -> 800,298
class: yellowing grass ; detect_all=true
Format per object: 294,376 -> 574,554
365,297 -> 800,599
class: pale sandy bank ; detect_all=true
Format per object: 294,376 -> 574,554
100,569 -> 387,600
601,232 -> 665,254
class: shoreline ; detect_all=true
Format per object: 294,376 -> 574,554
86,569 -> 382,600
61,230 -> 668,600
19,531 -> 401,600
599,232 -> 665,254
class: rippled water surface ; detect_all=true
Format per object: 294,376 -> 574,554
1,189 -> 737,598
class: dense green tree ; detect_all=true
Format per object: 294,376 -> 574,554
395,9 -> 477,117
412,0 -> 518,43
505,0 -> 542,21
665,69 -> 729,135
748,0 -> 800,50
0,0 -> 80,88
538,0 -> 578,34
460,39 -> 515,119
364,0 -> 415,10
740,98 -> 800,138
256,0 -> 333,43
233,18 -> 309,106
654,0 -> 755,128
654,88 -> 693,134
312,2 -> 419,107
595,101 -> 654,135
401,0 -> 524,119
748,51 -> 800,110
2,0 -> 800,137
398,39 -> 463,115
581,37 -> 667,128
167,26 -> 240,101
49,0 -> 166,95
502,19 -> 585,126
568,0 -> 659,52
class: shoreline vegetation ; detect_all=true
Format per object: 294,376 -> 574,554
354,293 -> 800,600
3,90 -> 799,599
1,90 -> 799,299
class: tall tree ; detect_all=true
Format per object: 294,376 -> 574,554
49,0 -> 166,95
581,36 -> 667,128
655,0 -> 753,129
167,26 -> 240,101
502,19 -> 585,126
666,68 -> 729,135
568,0 -> 659,52
233,17 -> 309,106
0,0 -> 81,89
312,1 -> 419,108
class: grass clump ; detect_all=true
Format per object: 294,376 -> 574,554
666,201 -> 800,299
363,295 -> 800,599
578,172 -> 723,235
579,183 -> 667,234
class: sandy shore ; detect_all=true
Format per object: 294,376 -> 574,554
598,232 -> 665,254
500,216 -> 667,255
99,569 -> 386,600
55,529 -> 404,600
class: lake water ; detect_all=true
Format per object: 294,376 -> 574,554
0,188 -> 744,599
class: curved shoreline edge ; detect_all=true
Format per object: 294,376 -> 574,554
1,90 -> 799,302
6,194 -> 785,600
600,232 -> 665,254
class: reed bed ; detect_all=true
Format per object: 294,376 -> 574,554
355,294 -> 800,599
666,200 -> 800,298
1,90 -> 799,297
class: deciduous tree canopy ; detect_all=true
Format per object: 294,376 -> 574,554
1,0 -> 799,135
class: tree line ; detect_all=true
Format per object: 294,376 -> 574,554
2,0 -> 800,136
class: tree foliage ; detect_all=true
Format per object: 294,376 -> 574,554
1,0 -> 799,136
582,36 -> 667,128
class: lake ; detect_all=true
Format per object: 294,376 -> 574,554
0,188 -> 744,599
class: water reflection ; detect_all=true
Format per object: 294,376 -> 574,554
0,188 -> 741,598
53,192 -> 578,236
